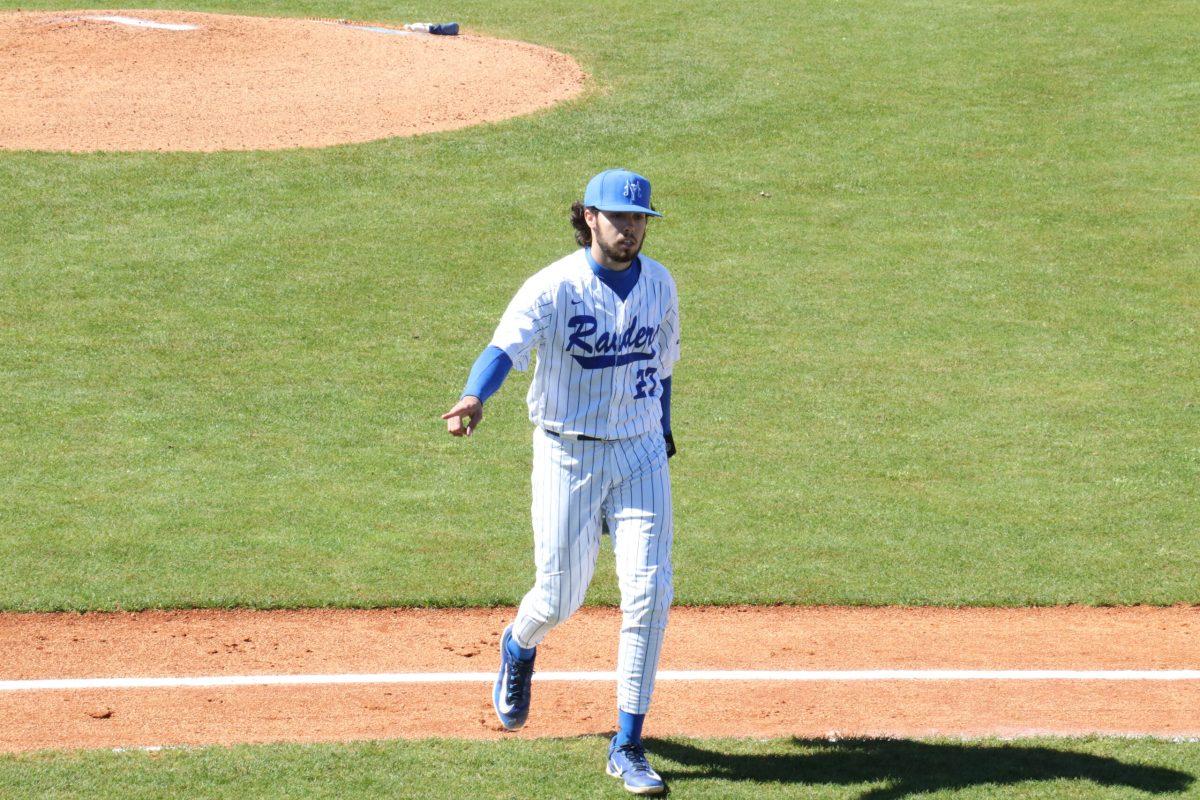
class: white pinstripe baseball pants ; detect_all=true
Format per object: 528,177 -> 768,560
511,426 -> 674,715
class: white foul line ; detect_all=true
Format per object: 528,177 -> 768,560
2,669 -> 1199,693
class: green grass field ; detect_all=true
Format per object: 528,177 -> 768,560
2,0 -> 1198,796
3,737 -> 1199,799
2,0 -> 1197,611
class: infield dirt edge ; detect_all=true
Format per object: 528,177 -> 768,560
3,605 -> 1197,752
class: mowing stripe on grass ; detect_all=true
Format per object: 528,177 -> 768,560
4,669 -> 1200,692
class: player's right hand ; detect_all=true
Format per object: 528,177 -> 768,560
442,396 -> 484,437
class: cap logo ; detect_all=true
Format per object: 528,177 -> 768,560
622,179 -> 643,203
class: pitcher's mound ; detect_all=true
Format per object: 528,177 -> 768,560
0,9 -> 586,152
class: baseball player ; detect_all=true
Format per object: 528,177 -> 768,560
442,169 -> 679,795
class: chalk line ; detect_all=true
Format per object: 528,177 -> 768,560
3,669 -> 1200,692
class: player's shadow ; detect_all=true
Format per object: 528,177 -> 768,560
650,737 -> 1194,800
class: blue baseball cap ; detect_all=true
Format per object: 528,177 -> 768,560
583,169 -> 663,217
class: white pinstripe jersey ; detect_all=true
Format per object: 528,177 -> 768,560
490,248 -> 680,440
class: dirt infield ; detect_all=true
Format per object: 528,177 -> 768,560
2,606 -> 1197,752
0,9 -> 585,152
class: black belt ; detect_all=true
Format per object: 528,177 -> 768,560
543,428 -> 606,442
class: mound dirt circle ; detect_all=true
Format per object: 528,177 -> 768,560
0,9 -> 586,152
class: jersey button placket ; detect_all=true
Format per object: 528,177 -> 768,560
606,299 -> 625,438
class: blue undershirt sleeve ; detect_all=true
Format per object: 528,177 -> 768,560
659,375 -> 672,435
462,345 -> 514,404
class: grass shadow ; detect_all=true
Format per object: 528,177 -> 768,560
651,737 -> 1194,799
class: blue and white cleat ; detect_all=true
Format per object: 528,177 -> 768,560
607,736 -> 667,795
493,625 -> 535,730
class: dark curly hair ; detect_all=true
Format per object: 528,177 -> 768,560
570,201 -> 592,247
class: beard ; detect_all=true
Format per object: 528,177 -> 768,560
595,233 -> 643,265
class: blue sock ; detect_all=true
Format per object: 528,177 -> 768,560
614,710 -> 644,747
506,632 -> 536,662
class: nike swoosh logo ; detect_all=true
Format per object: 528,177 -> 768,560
570,299 -> 583,305
496,668 -> 515,713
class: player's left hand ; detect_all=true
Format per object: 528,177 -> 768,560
442,396 -> 484,437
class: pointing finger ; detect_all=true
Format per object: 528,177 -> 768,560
441,401 -> 470,421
